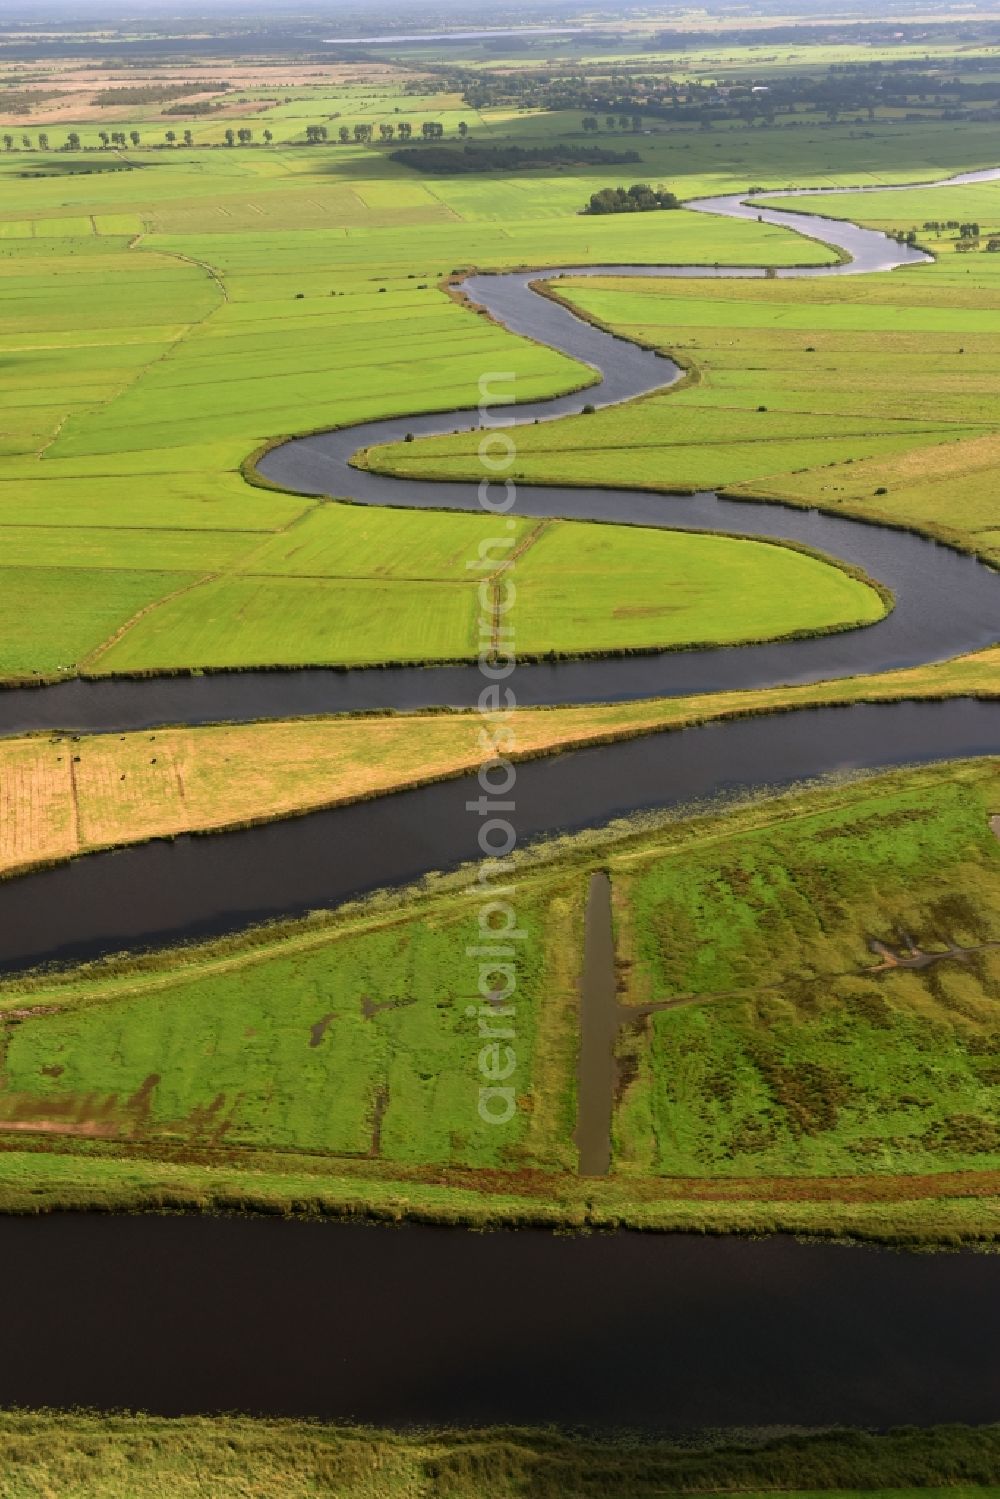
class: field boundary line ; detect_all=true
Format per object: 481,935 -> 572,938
487,518 -> 550,658
151,245 -> 230,303
39,239 -> 231,464
78,571 -> 222,670
66,751 -> 82,859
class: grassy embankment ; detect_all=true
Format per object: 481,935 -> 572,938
1,642 -> 997,878
0,1414 -> 998,1499
0,759 -> 997,1242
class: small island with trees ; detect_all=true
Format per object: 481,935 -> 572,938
583,182 -> 680,214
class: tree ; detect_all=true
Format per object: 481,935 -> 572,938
987,238 -> 1000,252
263,128 -> 272,144
421,121 -> 443,139
587,187 -> 620,214
582,115 -> 598,131
165,129 -> 176,145
66,132 -> 81,149
379,122 -> 394,141
2,135 -> 13,151
38,133 -> 48,150
111,131 -> 126,147
183,129 -> 194,147
237,127 -> 252,144
129,130 -> 140,147
353,122 -> 373,143
21,135 -> 30,149
98,130 -> 110,148
605,115 -> 616,128
584,182 -> 679,215
224,128 -> 235,146
457,120 -> 468,136
397,121 -> 412,140
305,124 -> 327,143
630,114 -> 642,131
338,125 -> 350,144
618,113 -> 629,128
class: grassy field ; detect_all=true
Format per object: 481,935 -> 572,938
614,766 -> 1000,1180
3,35 -> 1000,1481
0,849 -> 582,1173
86,514 -> 881,673
0,1413 -> 997,1498
0,759 -> 997,1241
0,126 -> 895,679
1,91 -> 1000,677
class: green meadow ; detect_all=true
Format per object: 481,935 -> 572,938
1,123 -> 922,679
1,759 -> 997,1240
0,878 -> 576,1170
1,88 -> 999,682
91,516 -> 883,672
614,762 -> 1000,1181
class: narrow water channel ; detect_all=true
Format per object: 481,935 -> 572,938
574,871 -> 618,1176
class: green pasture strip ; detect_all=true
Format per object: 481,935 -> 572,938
89,517 -> 883,672
0,880 -> 581,1173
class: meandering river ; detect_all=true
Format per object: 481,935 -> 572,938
2,171 -> 999,1426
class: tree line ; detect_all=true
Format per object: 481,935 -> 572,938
1,126 -> 275,150
392,142 -> 642,175
582,115 -> 644,132
305,120 -> 457,144
460,52 -> 1000,131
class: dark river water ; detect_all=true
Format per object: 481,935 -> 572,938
2,171 -> 1000,1427
0,1214 -> 997,1428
